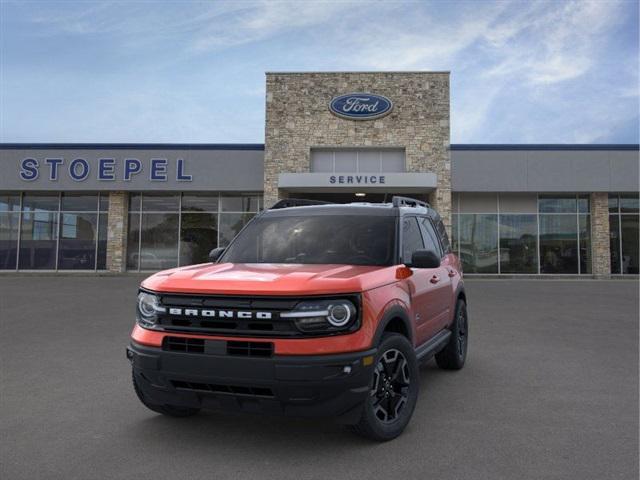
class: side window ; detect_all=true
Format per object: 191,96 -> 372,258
402,217 -> 424,263
435,218 -> 451,253
418,217 -> 443,258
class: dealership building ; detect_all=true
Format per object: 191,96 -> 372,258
0,72 -> 638,276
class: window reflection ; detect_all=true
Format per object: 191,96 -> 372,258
499,215 -> 537,273
19,211 -> 58,269
58,212 -> 98,269
539,215 -> 578,274
458,214 -> 498,273
139,213 -> 179,270
180,213 -> 218,265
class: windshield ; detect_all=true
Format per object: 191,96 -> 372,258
220,214 -> 397,266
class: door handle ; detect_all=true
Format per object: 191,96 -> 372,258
430,274 -> 440,284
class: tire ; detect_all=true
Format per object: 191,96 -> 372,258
132,370 -> 200,418
435,298 -> 468,370
349,333 -> 419,441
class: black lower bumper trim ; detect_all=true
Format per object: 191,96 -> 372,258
128,341 -> 376,422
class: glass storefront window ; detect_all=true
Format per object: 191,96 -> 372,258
3,192 -> 108,270
539,215 -> 578,274
127,213 -> 141,270
19,211 -> 58,269
538,195 -> 577,213
0,192 -> 21,212
620,194 -> 639,213
97,213 -> 108,270
620,216 -> 639,274
499,214 -> 537,273
180,213 -> 218,265
57,212 -> 98,269
610,215 -> 621,274
609,194 -> 639,274
22,193 -> 59,212
451,214 -> 459,257
127,192 -> 261,270
0,212 -> 19,269
458,214 -> 498,273
139,213 -> 179,270
220,194 -> 260,213
142,193 -> 180,212
577,195 -> 590,214
61,193 -> 99,211
579,215 -> 591,274
181,193 -> 219,212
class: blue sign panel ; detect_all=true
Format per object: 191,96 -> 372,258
329,93 -> 393,120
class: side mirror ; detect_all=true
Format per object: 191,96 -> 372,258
208,247 -> 225,263
408,249 -> 440,269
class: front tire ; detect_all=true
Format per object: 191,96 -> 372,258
349,333 -> 419,441
435,298 -> 468,370
132,370 -> 200,417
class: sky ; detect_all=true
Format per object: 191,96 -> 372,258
0,0 -> 638,144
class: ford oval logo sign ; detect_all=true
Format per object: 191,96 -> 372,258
329,93 -> 393,120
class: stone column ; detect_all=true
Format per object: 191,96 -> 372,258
590,192 -> 611,277
106,191 -> 129,273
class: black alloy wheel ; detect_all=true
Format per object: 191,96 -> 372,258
371,348 -> 411,423
435,298 -> 468,370
349,333 -> 419,441
456,303 -> 468,359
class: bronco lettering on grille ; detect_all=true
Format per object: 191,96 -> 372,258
167,308 -> 273,320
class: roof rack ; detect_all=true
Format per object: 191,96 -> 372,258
391,196 -> 430,209
270,198 -> 334,209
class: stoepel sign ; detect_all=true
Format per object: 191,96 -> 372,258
19,157 -> 192,182
329,93 -> 393,120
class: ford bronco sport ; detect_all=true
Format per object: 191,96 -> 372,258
127,196 -> 468,441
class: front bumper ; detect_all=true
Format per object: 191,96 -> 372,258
127,341 -> 376,423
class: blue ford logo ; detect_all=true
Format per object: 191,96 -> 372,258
329,93 -> 393,120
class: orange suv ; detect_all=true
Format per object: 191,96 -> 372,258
127,197 -> 468,441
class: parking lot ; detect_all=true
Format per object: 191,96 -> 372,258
0,276 -> 638,480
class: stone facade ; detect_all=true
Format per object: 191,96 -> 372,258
106,191 -> 129,272
590,192 -> 611,277
264,72 -> 451,231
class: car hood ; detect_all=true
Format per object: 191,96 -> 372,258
141,262 -> 397,295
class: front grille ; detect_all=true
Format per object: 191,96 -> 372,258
163,337 -> 205,353
152,293 -> 361,338
156,294 -> 300,337
171,380 -> 274,398
227,341 -> 273,357
162,336 -> 274,357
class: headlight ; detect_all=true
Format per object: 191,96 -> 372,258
136,291 -> 165,328
282,298 -> 358,333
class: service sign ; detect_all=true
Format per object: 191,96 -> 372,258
329,93 -> 393,120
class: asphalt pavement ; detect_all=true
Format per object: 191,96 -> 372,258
1,276 -> 638,480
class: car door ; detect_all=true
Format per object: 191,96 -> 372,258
400,216 -> 441,346
417,216 -> 453,334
